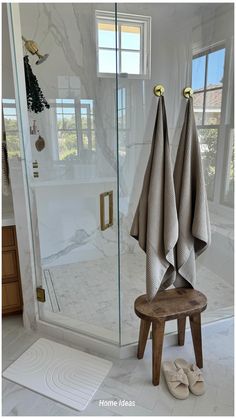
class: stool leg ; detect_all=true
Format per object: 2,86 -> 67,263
189,313 -> 203,368
137,319 -> 151,359
177,317 -> 186,346
152,320 -> 165,386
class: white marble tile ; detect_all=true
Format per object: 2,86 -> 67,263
212,403 -> 234,416
40,251 -> 233,345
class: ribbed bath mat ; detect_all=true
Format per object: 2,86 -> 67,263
3,338 -> 112,411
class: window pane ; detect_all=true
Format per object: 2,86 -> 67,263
62,99 -> 74,104
223,132 -> 234,207
62,114 -> 76,129
2,99 -> 16,104
58,131 -> 77,160
62,107 -> 75,114
3,108 -> 16,116
90,115 -> 94,130
204,89 -> 222,125
81,114 -> 87,129
98,22 -> 116,48
98,49 -> 116,73
121,25 -> 140,50
4,134 -> 20,158
91,131 -> 96,151
192,55 -> 206,90
193,92 -> 204,125
207,48 -> 225,88
118,110 -> 124,128
118,87 -> 126,109
82,132 -> 89,149
198,128 -> 218,200
4,116 -> 18,131
121,51 -> 140,74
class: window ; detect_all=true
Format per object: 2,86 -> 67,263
96,11 -> 151,78
118,87 -> 129,165
192,47 -> 226,200
56,99 -> 77,160
2,99 -> 20,158
55,99 -> 95,160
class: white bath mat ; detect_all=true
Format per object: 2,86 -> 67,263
3,338 -> 112,411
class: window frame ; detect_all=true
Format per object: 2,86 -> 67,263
192,40 -> 234,212
193,44 -> 225,127
95,10 -> 151,79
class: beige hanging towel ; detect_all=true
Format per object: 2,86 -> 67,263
174,98 -> 211,288
130,96 -> 178,301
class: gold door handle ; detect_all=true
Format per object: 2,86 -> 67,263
100,191 -> 113,231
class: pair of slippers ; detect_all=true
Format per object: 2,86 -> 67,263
163,359 -> 205,400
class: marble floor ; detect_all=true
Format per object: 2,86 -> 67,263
2,314 -> 234,416
42,252 -> 234,344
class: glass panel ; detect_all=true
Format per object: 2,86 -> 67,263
121,51 -> 140,74
192,55 -> 206,90
193,92 -> 204,125
98,22 -> 116,48
5,2 -> 234,355
222,131 -> 234,207
15,3 -> 119,344
207,48 -> 225,88
204,89 -> 222,125
121,25 -> 141,50
198,128 -> 218,200
98,49 -> 116,73
117,3 -> 234,348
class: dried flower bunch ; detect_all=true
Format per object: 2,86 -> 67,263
23,55 -> 50,113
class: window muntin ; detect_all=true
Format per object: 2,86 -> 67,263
96,11 -> 151,78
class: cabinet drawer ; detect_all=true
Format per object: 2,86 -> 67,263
2,282 -> 21,310
2,226 -> 15,248
2,250 -> 18,280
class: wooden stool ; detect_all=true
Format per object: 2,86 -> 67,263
134,288 -> 207,386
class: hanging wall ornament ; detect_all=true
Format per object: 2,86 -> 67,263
23,55 -> 50,113
35,135 -> 46,151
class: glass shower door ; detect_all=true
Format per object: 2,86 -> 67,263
11,3 -> 120,343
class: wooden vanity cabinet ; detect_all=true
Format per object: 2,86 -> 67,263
2,226 -> 23,315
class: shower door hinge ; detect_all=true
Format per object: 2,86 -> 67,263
36,287 -> 46,302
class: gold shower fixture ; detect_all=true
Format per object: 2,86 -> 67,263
22,36 -> 49,65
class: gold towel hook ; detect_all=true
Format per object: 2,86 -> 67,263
153,84 -> 165,97
183,87 -> 193,99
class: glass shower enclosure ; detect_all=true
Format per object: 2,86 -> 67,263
5,3 -> 234,348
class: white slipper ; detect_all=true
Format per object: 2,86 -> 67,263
162,361 -> 189,400
175,358 -> 205,396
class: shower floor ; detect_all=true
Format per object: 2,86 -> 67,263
43,253 -> 233,345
